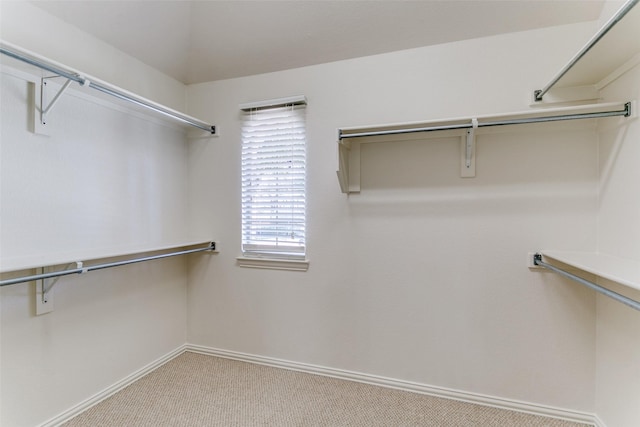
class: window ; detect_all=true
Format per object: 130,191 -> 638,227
239,96 -> 307,269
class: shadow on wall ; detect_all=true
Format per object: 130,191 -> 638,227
350,124 -> 598,219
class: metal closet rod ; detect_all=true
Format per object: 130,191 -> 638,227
0,46 -> 216,134
0,242 -> 216,287
534,0 -> 639,101
533,254 -> 640,312
339,102 -> 631,139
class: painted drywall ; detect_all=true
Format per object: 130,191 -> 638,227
597,0 -> 627,28
0,65 -> 190,425
0,1 -> 186,111
0,4 -> 192,423
0,70 -> 191,268
595,61 -> 640,427
186,22 -> 601,413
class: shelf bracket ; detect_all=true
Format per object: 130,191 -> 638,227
336,131 -> 361,194
40,76 -> 74,126
461,118 -> 477,178
35,267 -> 53,315
35,261 -> 84,315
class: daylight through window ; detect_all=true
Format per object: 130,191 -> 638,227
241,101 -> 306,259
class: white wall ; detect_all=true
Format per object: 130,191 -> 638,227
186,22 -> 601,413
0,73 -> 191,268
597,0 -> 627,28
595,62 -> 640,427
0,6 -> 193,424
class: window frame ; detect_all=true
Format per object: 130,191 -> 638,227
237,96 -> 309,271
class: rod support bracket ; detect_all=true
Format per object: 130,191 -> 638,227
533,253 -> 542,265
461,119 -> 477,178
528,252 -> 545,269
76,261 -> 88,274
533,90 -> 543,102
36,267 -> 54,315
40,76 -> 74,126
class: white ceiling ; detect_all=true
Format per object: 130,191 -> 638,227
31,1 -> 605,85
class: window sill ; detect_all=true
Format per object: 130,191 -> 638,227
236,256 -> 309,272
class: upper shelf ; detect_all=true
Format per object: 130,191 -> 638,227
535,0 -> 640,102
336,101 -> 632,193
0,239 -> 216,274
540,251 -> 640,292
0,40 -> 217,136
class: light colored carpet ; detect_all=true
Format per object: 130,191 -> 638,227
63,352 -> 592,426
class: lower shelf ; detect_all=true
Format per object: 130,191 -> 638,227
540,250 -> 640,292
0,239 -> 216,275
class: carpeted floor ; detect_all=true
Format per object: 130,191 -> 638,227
63,352 -> 592,426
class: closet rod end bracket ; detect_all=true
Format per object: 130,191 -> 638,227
528,252 -> 544,269
533,90 -> 544,102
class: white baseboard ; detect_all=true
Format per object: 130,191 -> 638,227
186,344 -> 598,426
593,414 -> 608,427
40,343 -> 600,427
39,344 -> 187,427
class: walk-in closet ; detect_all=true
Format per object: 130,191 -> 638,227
1,1 -> 639,426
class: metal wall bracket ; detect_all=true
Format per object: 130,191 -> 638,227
460,118 -> 477,178
34,262 -> 85,315
532,253 -> 543,267
40,76 -> 73,126
35,267 -> 54,315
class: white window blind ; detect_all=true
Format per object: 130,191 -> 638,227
241,102 -> 306,259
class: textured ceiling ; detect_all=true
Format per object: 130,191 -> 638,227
31,1 -> 604,84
